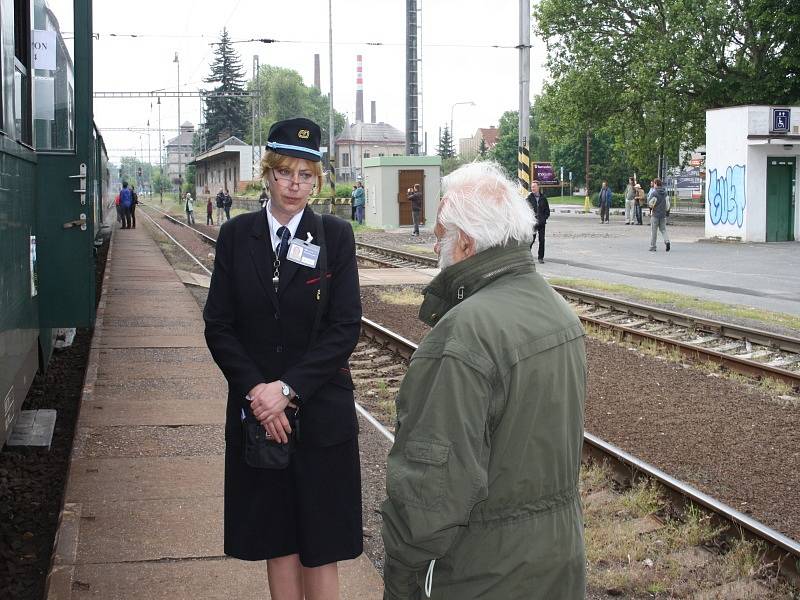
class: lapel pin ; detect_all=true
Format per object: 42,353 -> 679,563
306,232 -> 314,244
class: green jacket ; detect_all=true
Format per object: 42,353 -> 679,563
381,245 -> 586,600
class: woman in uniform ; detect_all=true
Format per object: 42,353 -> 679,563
204,117 -> 363,599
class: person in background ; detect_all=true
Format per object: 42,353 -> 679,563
353,181 -> 365,225
207,196 -> 214,226
185,192 -> 195,225
351,185 -> 358,221
599,180 -> 612,224
382,161 -> 586,599
408,183 -> 423,236
648,177 -> 671,252
259,186 -> 269,210
119,181 -> 133,229
216,188 -> 226,225
223,188 -> 233,221
130,185 -> 138,229
527,180 -> 551,263
115,191 -> 122,226
624,177 -> 635,224
634,183 -> 645,225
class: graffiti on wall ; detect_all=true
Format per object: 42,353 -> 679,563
707,165 -> 746,228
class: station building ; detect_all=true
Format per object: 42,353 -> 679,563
705,106 -> 799,242
191,136 -> 254,197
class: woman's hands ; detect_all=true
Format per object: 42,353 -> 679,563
248,381 -> 297,444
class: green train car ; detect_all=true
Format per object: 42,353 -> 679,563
1,0 -> 106,446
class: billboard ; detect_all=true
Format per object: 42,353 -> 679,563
532,162 -> 559,185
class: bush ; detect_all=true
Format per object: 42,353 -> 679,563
591,191 -> 625,208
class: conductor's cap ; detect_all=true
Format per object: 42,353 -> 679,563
266,118 -> 322,162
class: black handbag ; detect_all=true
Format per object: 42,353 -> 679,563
241,212 -> 329,469
242,408 -> 296,469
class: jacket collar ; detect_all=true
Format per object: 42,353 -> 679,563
419,244 -> 536,327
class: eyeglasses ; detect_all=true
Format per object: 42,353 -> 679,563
272,167 -> 316,188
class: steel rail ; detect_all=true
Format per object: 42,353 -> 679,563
138,208 -> 211,276
359,316 -> 800,573
355,242 -> 438,267
140,202 -> 219,245
354,241 -> 800,387
555,285 -> 800,354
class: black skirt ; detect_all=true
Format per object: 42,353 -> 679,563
223,435 -> 363,567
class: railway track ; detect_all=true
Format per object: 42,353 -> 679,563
140,210 -> 800,592
354,240 -> 800,390
358,317 -> 800,585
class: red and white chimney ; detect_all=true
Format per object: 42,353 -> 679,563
355,55 -> 364,123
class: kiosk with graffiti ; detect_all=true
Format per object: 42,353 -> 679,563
707,165 -> 746,228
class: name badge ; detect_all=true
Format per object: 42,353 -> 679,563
286,238 -> 320,268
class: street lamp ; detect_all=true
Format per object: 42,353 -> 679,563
450,101 -> 475,156
174,52 -> 181,195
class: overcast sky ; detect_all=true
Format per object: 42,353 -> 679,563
64,0 -> 548,165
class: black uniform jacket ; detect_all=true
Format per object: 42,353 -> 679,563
203,206 -> 362,448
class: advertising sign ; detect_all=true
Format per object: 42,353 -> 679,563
532,162 -> 559,185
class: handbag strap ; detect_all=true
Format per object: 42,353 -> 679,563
307,211 -> 328,353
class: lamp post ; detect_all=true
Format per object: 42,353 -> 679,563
450,101 -> 475,157
157,97 -> 163,203
174,52 -> 182,196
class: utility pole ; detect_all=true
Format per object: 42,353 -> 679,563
157,97 -> 163,203
517,0 -> 531,192
406,0 -> 420,155
584,129 -> 591,212
174,52 -> 182,196
328,0 -> 336,202
252,55 -> 259,181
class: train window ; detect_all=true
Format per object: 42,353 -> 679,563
32,0 -> 75,151
13,0 -> 32,144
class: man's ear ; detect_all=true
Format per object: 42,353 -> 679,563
459,230 -> 476,257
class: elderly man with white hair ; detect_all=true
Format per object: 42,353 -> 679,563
381,162 -> 587,600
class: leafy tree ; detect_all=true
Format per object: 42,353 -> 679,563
437,125 -> 455,159
534,0 -> 800,178
204,29 -> 249,146
151,167 -> 170,195
248,65 -> 346,152
488,111 -> 518,178
478,137 -> 488,158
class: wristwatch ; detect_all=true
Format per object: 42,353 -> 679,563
280,381 -> 293,400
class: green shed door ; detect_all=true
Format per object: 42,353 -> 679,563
766,157 -> 795,242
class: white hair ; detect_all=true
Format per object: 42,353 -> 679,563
439,161 -> 534,253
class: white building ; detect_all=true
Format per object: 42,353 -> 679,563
191,136 -> 254,197
165,121 -> 194,187
362,156 -> 441,229
705,106 -> 799,242
335,121 -> 406,182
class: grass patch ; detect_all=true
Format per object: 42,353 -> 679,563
548,195 -> 589,206
378,289 -> 424,306
351,222 -> 384,233
401,244 -> 437,257
549,277 -> 800,333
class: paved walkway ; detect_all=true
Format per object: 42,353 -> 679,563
46,227 -> 383,600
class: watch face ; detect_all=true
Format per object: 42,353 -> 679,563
282,384 -> 290,397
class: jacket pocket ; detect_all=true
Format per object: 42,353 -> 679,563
388,440 -> 450,509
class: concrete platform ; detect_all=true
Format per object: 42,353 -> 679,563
46,226 -> 383,600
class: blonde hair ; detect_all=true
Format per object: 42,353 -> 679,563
260,151 -> 324,192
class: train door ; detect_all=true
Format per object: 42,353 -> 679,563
766,157 -> 796,242
34,0 -> 97,327
397,169 -> 423,226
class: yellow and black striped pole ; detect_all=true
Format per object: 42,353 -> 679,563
518,145 -> 531,193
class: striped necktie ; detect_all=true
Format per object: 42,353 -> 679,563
276,226 -> 290,260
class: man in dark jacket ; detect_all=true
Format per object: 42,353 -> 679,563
527,180 -> 550,263
408,183 -> 423,236
599,180 -> 612,223
382,162 -> 586,600
215,188 -> 225,224
223,189 -> 233,221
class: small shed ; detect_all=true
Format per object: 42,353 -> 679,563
191,136 -> 255,197
705,106 -> 799,242
362,156 -> 442,229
